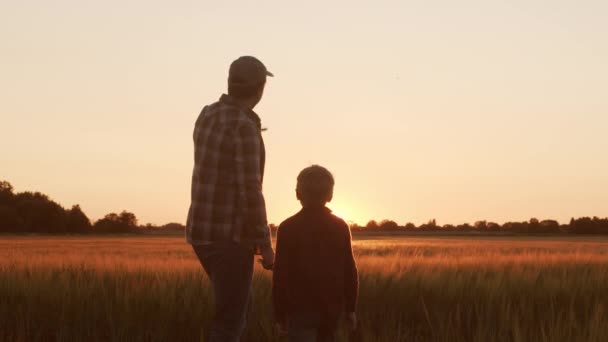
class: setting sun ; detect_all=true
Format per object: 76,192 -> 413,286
329,199 -> 366,226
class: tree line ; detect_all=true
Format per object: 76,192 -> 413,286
1,180 -> 607,235
351,217 -> 608,235
0,180 -> 182,234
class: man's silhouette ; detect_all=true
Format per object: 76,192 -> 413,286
186,56 -> 275,342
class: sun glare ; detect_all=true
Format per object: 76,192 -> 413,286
330,201 -> 363,225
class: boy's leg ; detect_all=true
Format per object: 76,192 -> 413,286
192,242 -> 254,342
317,312 -> 340,342
288,312 -> 320,342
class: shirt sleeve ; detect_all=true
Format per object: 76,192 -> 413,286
343,222 -> 359,312
272,224 -> 289,324
234,119 -> 271,247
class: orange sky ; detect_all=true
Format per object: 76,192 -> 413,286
1,1 -> 607,225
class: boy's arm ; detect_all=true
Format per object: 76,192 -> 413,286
343,222 -> 359,313
272,224 -> 289,325
234,120 -> 272,250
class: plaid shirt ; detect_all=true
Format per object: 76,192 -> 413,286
186,94 -> 271,248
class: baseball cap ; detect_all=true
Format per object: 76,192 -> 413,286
228,56 -> 274,87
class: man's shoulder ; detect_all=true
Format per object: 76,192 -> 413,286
197,96 -> 260,134
199,100 -> 240,121
195,103 -> 259,141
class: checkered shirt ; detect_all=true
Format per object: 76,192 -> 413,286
186,94 -> 271,248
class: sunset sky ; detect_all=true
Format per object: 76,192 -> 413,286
1,1 -> 607,226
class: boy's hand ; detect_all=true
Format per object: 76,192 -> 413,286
346,312 -> 358,331
260,244 -> 275,270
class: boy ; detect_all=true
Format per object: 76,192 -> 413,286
273,165 -> 359,341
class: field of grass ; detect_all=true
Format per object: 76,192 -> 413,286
1,235 -> 608,341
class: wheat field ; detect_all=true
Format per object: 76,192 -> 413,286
1,236 -> 608,341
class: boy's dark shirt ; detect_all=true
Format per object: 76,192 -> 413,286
272,206 -> 358,324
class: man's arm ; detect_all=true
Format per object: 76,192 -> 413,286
234,119 -> 272,250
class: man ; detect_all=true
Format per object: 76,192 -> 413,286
186,56 -> 275,342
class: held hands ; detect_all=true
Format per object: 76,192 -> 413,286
259,244 -> 275,270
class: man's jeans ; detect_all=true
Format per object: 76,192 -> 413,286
288,311 -> 340,342
192,242 -> 254,342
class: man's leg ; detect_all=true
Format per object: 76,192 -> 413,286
193,242 -> 254,342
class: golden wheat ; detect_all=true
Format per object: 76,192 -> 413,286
1,236 -> 607,341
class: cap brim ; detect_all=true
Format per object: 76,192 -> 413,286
266,70 -> 274,77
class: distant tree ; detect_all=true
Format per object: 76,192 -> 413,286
161,223 -> 185,231
569,217 -> 608,234
0,205 -> 22,232
404,222 -> 417,231
379,219 -> 399,230
474,221 -> 488,231
0,181 -> 15,206
93,210 -> 138,233
502,222 -> 514,232
0,181 -> 12,192
520,221 -> 531,234
66,205 -> 91,233
14,192 -> 67,233
0,181 -> 20,232
595,217 -> 608,234
118,211 -> 137,228
487,222 -> 500,232
539,220 -> 560,233
140,222 -> 186,235
442,224 -> 455,231
456,223 -> 473,232
529,218 -> 541,232
570,217 -> 593,234
365,220 -> 379,230
420,219 -> 438,231
349,223 -> 364,232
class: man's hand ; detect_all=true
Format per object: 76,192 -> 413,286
345,312 -> 358,331
259,244 -> 275,270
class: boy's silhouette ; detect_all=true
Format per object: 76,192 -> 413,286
273,165 -> 359,341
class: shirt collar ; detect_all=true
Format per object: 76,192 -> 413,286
300,206 -> 332,214
219,94 -> 262,128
